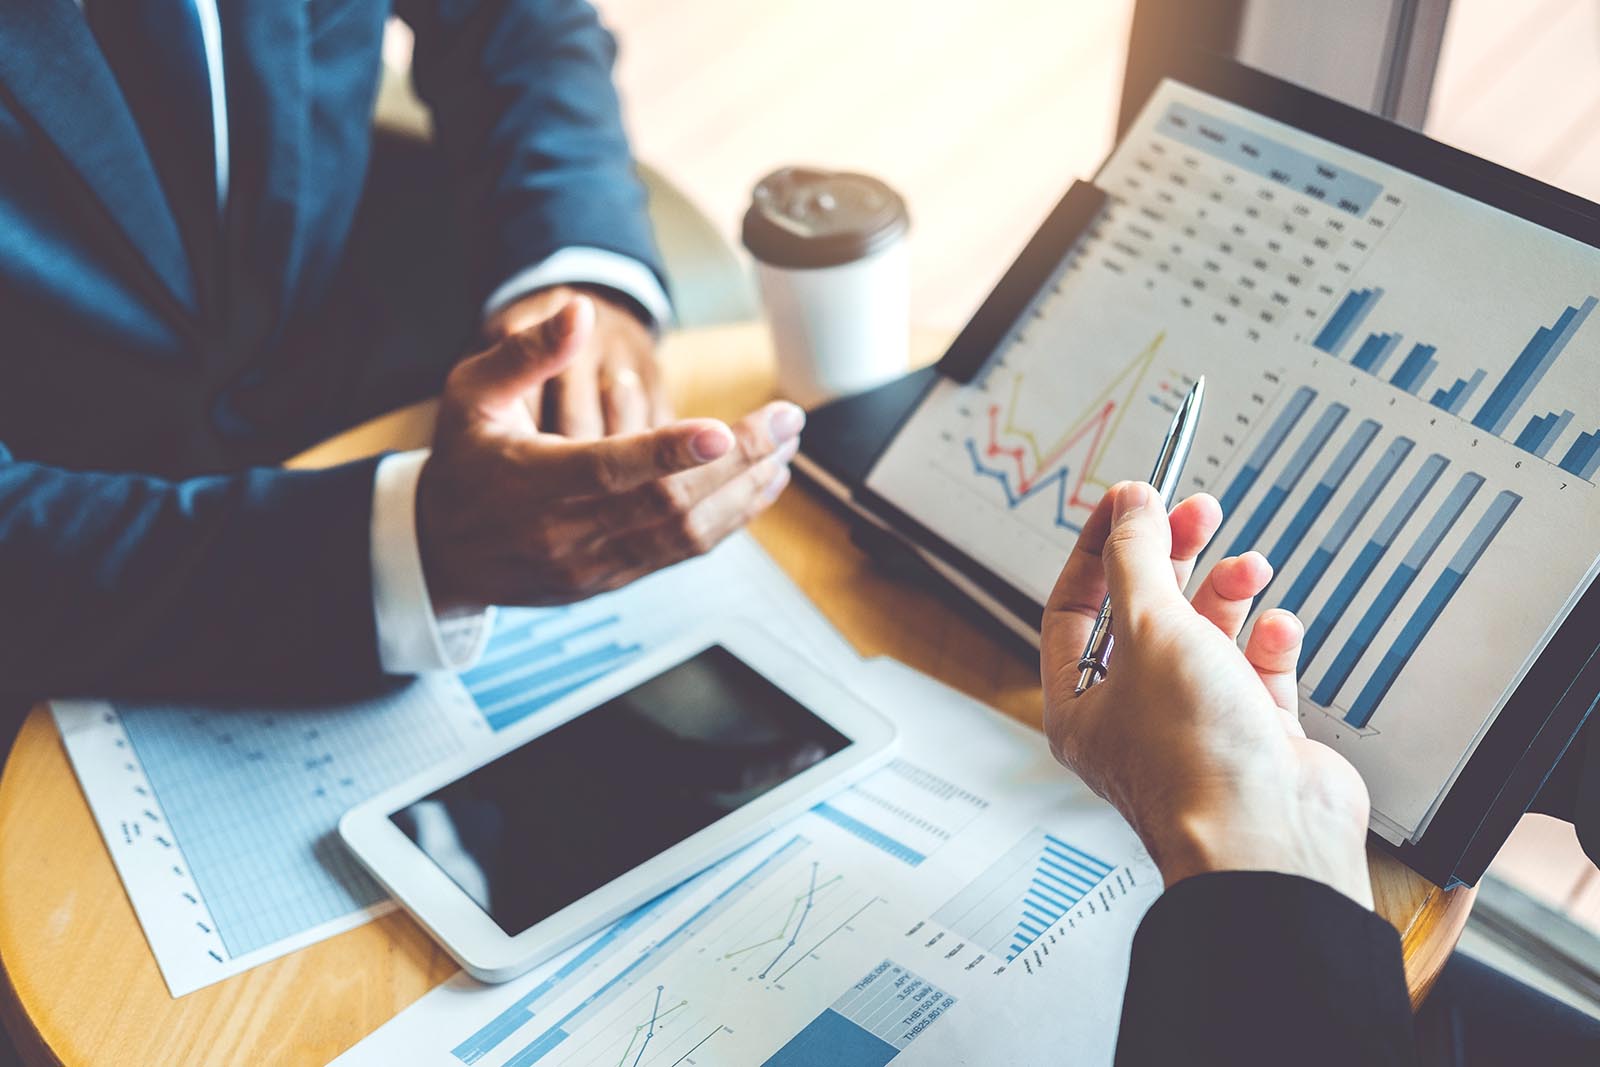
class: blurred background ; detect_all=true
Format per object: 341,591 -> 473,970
589,0 -> 1600,334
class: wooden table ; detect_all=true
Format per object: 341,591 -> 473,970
0,323 -> 1474,1065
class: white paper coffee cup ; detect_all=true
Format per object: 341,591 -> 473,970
743,168 -> 911,407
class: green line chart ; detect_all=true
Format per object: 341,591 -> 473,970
720,863 -> 842,975
613,987 -> 683,1067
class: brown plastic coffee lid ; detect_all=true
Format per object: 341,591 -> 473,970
742,167 -> 909,269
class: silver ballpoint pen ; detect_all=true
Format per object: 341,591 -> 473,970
1074,375 -> 1206,695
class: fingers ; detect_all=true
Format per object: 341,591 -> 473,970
520,397 -> 804,504
647,369 -> 674,427
1168,493 -> 1223,592
1043,488 -> 1220,661
646,401 -> 805,501
1042,489 -> 1116,658
548,356 -> 606,440
452,297 -> 594,419
1189,551 -> 1272,641
601,368 -> 651,435
1099,482 -> 1189,625
592,447 -> 795,588
1243,607 -> 1304,726
521,418 -> 737,497
521,387 -> 545,430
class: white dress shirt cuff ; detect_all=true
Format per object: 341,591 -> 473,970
371,450 -> 495,674
482,246 -> 674,329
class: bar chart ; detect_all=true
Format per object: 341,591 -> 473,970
1308,471 -> 1485,708
1260,418 -> 1381,583
1276,435 -> 1415,615
459,608 -> 642,732
812,759 -> 990,868
1310,288 -> 1600,479
1222,399 -> 1348,558
1216,385 -> 1318,522
930,829 -> 1115,962
1210,376 -> 1529,731
1344,491 -> 1522,727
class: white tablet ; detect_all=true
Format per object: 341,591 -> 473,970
339,624 -> 897,983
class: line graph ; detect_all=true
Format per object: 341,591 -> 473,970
721,863 -> 841,977
615,987 -> 682,1067
765,897 -> 882,987
756,864 -> 820,979
963,331 -> 1171,532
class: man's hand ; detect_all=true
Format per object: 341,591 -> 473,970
1042,481 -> 1374,908
485,284 -> 667,438
417,295 -> 801,613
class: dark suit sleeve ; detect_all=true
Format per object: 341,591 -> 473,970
1115,871 -> 1418,1067
0,444 -> 391,708
396,0 -> 665,305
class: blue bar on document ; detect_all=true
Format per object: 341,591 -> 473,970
1216,386 -> 1318,520
1345,490 -> 1521,727
1265,419 -> 1380,575
1388,343 -> 1435,392
1351,332 -> 1403,375
1313,288 -> 1383,356
1413,357 -> 1438,394
1534,411 -> 1575,458
1472,297 -> 1596,436
1514,414 -> 1550,452
1310,473 -> 1483,707
1560,431 -> 1600,480
1226,404 -> 1348,557
764,1010 -> 899,1067
812,802 -> 927,866
1297,451 -> 1447,669
1449,369 -> 1487,415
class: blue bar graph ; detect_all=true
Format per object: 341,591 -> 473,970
1350,332 -> 1403,375
1263,419 -> 1381,578
1561,431 -> 1600,479
1216,386 -> 1318,522
1515,414 -> 1551,452
1225,403 -> 1348,557
1472,296 -> 1597,436
1345,490 -> 1522,727
1277,436 -> 1413,616
1514,410 -> 1575,459
1004,835 -> 1114,960
1389,343 -> 1437,394
812,802 -> 927,867
1430,369 -> 1487,415
1313,288 -> 1383,356
1298,452 -> 1449,670
930,830 -> 1115,961
462,610 -> 642,732
1535,411 -> 1576,457
1310,472 -> 1484,708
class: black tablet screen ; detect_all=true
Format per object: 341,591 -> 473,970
389,646 -> 851,936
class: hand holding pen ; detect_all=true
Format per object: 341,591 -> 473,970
1037,463 -> 1374,908
1075,377 -> 1206,694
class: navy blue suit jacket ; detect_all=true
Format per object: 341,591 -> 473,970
0,1 -> 662,706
